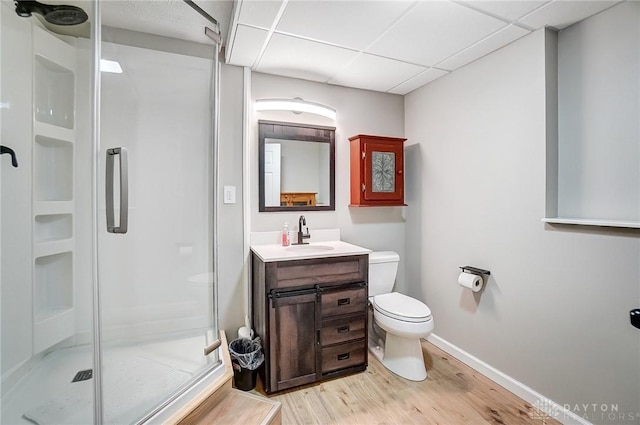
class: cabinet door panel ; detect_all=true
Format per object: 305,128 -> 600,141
269,292 -> 318,391
363,141 -> 404,202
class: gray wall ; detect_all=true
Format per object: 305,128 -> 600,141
557,1 -> 639,221
217,64 -> 246,334
250,73 -> 408,296
219,70 -> 407,334
405,26 -> 640,422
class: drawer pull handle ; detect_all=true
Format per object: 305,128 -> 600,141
337,298 -> 350,306
337,325 -> 350,333
337,353 -> 350,361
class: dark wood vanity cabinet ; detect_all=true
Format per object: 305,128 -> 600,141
252,254 -> 368,393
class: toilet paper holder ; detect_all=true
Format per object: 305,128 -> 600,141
459,266 -> 491,276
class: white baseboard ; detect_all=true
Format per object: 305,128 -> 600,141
426,334 -> 592,425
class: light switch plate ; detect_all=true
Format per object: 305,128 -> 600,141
223,186 -> 236,204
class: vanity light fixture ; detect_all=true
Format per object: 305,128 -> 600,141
255,98 -> 336,120
100,59 -> 123,74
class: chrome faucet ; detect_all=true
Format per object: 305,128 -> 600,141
295,215 -> 311,245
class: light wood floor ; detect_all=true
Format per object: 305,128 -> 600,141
253,341 -> 560,425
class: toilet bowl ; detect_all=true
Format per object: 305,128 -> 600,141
370,292 -> 433,381
368,252 -> 434,381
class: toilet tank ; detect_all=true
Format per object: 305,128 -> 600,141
368,251 -> 400,297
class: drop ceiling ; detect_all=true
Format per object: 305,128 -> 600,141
225,0 -> 622,94
27,0 -> 622,95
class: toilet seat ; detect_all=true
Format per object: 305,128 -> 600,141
372,292 -> 431,323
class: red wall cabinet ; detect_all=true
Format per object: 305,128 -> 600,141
348,135 -> 407,206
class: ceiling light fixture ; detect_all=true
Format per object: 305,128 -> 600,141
255,98 -> 337,120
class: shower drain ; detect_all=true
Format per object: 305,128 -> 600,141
71,369 -> 93,383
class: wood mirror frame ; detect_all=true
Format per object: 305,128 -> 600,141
259,120 -> 336,212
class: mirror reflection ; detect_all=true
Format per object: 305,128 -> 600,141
259,121 -> 335,212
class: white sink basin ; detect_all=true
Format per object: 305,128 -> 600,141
250,239 -> 371,262
286,244 -> 334,252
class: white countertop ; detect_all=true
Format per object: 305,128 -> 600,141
251,240 -> 371,262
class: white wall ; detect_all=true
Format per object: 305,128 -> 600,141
405,26 -> 640,422
249,72 -> 408,295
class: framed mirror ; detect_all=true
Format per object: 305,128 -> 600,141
259,120 -> 335,212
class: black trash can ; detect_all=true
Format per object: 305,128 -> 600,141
232,359 -> 257,391
229,338 -> 263,391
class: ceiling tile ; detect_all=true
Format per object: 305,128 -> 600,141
276,1 -> 415,50
228,25 -> 268,67
329,54 -> 427,92
367,1 -> 508,67
457,1 -> 549,21
518,0 -> 621,30
437,24 -> 530,71
388,68 -> 450,95
237,0 -> 283,29
256,33 -> 359,82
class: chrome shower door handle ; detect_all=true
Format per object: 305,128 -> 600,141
106,147 -> 128,234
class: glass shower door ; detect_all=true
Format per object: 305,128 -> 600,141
97,20 -> 218,424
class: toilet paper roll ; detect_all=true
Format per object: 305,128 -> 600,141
458,272 -> 483,292
238,326 -> 254,339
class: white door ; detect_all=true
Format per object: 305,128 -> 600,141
264,143 -> 281,207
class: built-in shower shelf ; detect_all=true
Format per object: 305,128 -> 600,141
34,201 -> 74,216
35,306 -> 74,323
34,240 -> 73,258
35,213 -> 73,242
33,27 -> 76,130
30,24 -> 77,356
34,135 -> 74,202
33,250 -> 74,353
34,121 -> 74,142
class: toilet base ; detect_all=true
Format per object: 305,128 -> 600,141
368,333 -> 427,381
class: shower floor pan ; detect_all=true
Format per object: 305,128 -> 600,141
2,333 -> 211,424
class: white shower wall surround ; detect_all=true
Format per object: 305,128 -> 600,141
1,2 -> 221,423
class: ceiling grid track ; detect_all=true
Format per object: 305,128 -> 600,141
324,0 -> 423,86
451,0 -> 547,31
251,0 -> 289,70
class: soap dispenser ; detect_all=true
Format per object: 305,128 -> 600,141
282,222 -> 290,246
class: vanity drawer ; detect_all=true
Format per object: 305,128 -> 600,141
321,316 -> 366,347
268,255 -> 367,290
322,340 -> 365,373
321,285 -> 367,318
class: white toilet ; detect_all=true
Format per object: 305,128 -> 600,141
368,251 -> 434,381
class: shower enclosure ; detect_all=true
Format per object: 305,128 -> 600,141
1,1 -> 222,423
